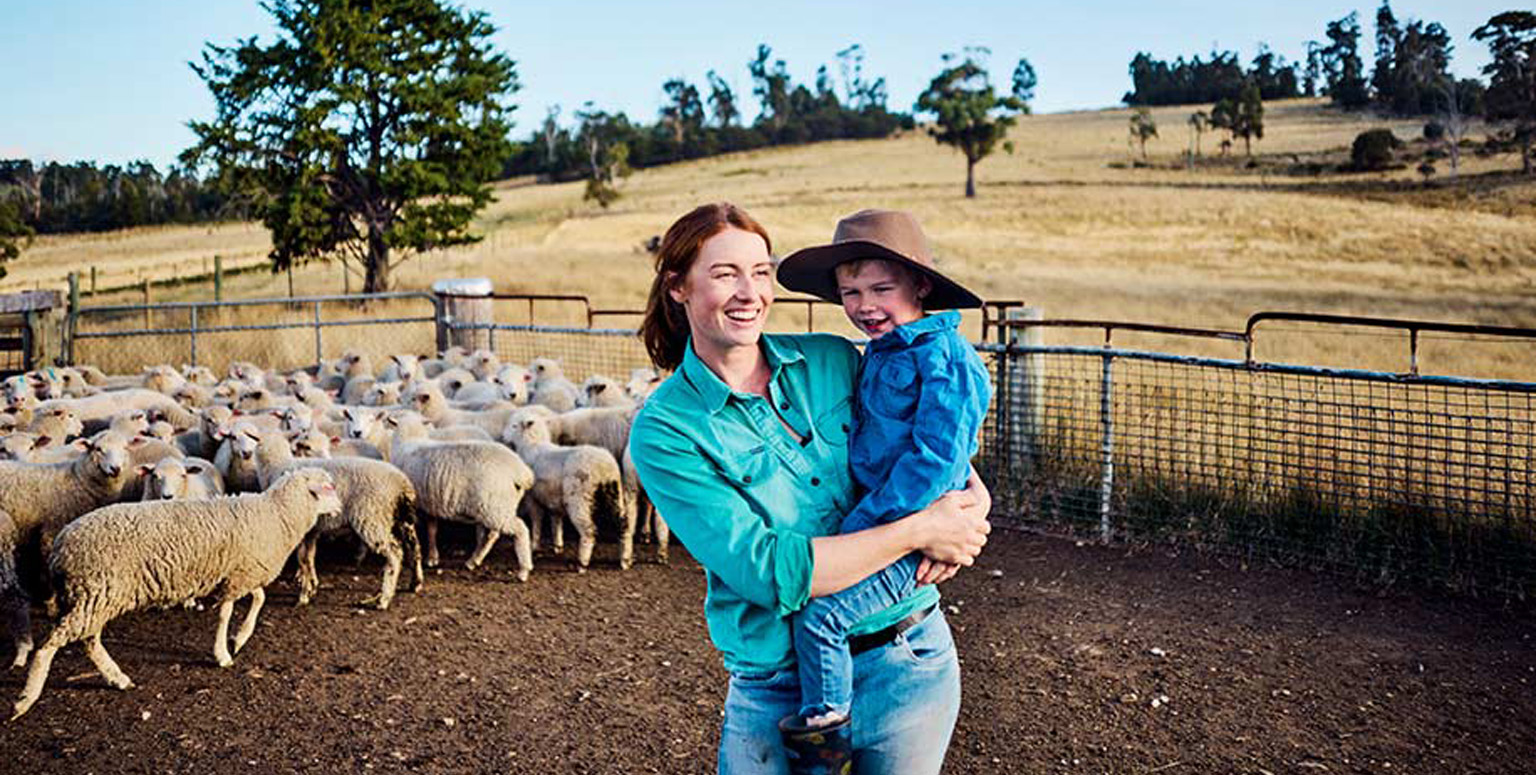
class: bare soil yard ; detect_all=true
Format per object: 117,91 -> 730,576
2,527 -> 1531,774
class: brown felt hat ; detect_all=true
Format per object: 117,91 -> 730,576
777,209 -> 983,309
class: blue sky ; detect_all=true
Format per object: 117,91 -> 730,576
0,1 -> 1511,170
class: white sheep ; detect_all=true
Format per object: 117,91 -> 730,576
410,383 -> 519,438
466,349 -> 501,381
491,364 -> 531,405
181,364 -> 219,387
419,346 -> 469,378
387,412 -> 534,581
140,457 -> 225,501
38,389 -> 197,433
528,358 -> 580,412
503,413 -> 631,571
579,375 -> 635,408
254,432 -> 422,610
9,468 -> 343,719
0,431 -> 135,668
214,420 -> 265,493
626,367 -> 663,401
25,405 -> 84,442
448,379 -> 501,406
377,354 -> 420,384
340,406 -> 491,462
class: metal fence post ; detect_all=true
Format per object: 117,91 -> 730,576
214,255 -> 223,303
66,273 -> 79,365
1098,351 -> 1115,543
313,301 -> 323,370
189,305 -> 199,367
1007,307 -> 1044,475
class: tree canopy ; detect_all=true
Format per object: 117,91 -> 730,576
181,0 -> 518,293
1474,11 -> 1536,173
915,50 -> 1028,198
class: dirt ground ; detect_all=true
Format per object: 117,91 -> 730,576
2,526 -> 1533,775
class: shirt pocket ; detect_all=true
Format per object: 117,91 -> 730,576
869,358 -> 920,418
813,397 -> 853,447
715,443 -> 778,489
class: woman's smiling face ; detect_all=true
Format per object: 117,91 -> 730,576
670,226 -> 775,359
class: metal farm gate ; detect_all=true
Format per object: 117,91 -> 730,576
61,289 -> 1536,600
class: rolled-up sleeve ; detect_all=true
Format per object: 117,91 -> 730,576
629,413 -> 814,616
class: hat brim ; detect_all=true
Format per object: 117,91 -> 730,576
776,240 -> 983,310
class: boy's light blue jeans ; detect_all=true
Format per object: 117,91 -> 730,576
791,552 -> 922,720
719,608 -> 960,775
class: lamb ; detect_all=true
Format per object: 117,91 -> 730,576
26,406 -> 84,442
9,469 -> 342,719
290,426 -> 383,460
580,376 -> 635,408
214,420 -> 265,494
181,364 -> 219,387
0,431 -> 135,668
340,406 -> 491,462
171,382 -> 216,408
40,389 -> 197,433
447,379 -> 501,406
528,358 -> 580,412
386,412 -> 534,581
491,364 -> 531,404
254,433 -> 422,610
419,346 -> 469,378
410,383 -> 519,438
377,354 -> 420,384
466,349 -> 501,381
503,413 -> 630,571
362,381 -> 403,407
140,457 -> 225,501
626,367 -> 663,401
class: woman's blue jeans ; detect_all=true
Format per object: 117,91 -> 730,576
718,609 -> 961,775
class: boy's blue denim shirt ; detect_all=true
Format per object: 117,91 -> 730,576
842,309 -> 993,532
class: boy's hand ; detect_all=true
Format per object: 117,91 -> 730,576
915,558 -> 961,587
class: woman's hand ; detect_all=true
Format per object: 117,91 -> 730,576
912,489 -> 990,566
914,558 -> 961,587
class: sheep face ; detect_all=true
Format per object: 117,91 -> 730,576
230,425 -> 262,461
236,389 -> 273,412
290,429 -> 332,459
388,354 -> 420,381
530,358 -> 564,383
494,367 -> 531,403
505,415 -> 554,449
364,383 -> 401,407
80,434 -> 131,483
201,406 -> 235,441
342,407 -> 379,440
142,458 -> 203,500
181,365 -> 218,387
278,405 -> 314,432
109,410 -> 150,437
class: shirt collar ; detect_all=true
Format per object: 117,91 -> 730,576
680,334 -> 805,414
870,309 -> 961,350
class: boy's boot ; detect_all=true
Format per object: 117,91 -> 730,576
778,714 -> 853,775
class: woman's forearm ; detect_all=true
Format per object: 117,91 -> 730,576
807,518 -> 924,597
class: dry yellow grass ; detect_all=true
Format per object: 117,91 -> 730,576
11,99 -> 1536,379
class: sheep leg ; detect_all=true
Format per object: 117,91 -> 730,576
508,520 -> 533,584
424,517 -> 441,568
296,532 -> 320,606
394,506 -> 424,594
11,644 -> 57,720
564,485 -> 597,574
520,500 -> 543,554
358,533 -> 402,611
84,634 -> 133,690
231,588 -> 265,657
4,593 -> 31,669
551,504 -> 565,556
12,610 -> 86,720
655,511 -> 671,565
213,600 -> 236,667
465,528 -> 499,571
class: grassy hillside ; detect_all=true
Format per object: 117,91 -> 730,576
12,98 -> 1536,378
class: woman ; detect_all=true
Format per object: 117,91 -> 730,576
628,203 -> 992,774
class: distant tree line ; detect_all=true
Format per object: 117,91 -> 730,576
0,159 -> 239,237
1124,46 -> 1300,106
504,43 -> 914,199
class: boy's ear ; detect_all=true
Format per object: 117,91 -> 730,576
916,274 -> 933,300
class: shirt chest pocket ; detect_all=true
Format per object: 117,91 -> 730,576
868,358 -> 920,418
715,444 -> 779,489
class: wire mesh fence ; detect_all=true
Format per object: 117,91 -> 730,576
57,287 -> 1536,600
977,343 -> 1536,599
69,292 -> 439,375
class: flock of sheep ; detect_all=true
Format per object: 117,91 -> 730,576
0,346 -> 664,719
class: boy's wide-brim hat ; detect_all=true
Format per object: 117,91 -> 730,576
776,209 -> 983,309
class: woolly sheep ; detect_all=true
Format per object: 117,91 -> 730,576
625,367 -> 663,401
140,457 -> 225,501
377,354 -> 420,384
491,364 -> 531,404
0,431 -> 135,668
362,381 -> 403,407
503,413 -> 630,571
579,376 -> 635,408
419,346 -> 470,378
410,384 -> 520,438
181,364 -> 219,387
528,358 -> 580,412
448,379 -> 501,406
254,433 -> 421,609
386,412 -> 534,581
10,468 -> 342,719
466,349 -> 501,381
40,389 -> 196,433
341,406 -> 491,462
26,406 -> 84,441
214,420 -> 265,494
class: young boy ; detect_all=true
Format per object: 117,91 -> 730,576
775,209 -> 992,768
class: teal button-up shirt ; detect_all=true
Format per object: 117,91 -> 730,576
629,333 -> 940,673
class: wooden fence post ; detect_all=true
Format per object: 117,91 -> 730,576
214,255 -> 223,302
431,278 -> 494,353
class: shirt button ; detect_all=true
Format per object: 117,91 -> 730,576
743,475 -> 753,484
779,401 -> 789,410
841,424 -> 850,433
811,477 -> 821,486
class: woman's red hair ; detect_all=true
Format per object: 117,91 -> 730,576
640,203 -> 772,371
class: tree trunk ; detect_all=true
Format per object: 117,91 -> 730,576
364,222 -> 390,293
1524,138 -> 1533,175
965,157 -> 976,198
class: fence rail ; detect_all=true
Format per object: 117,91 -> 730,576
56,288 -> 1536,600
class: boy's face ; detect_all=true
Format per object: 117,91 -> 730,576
834,259 -> 929,339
